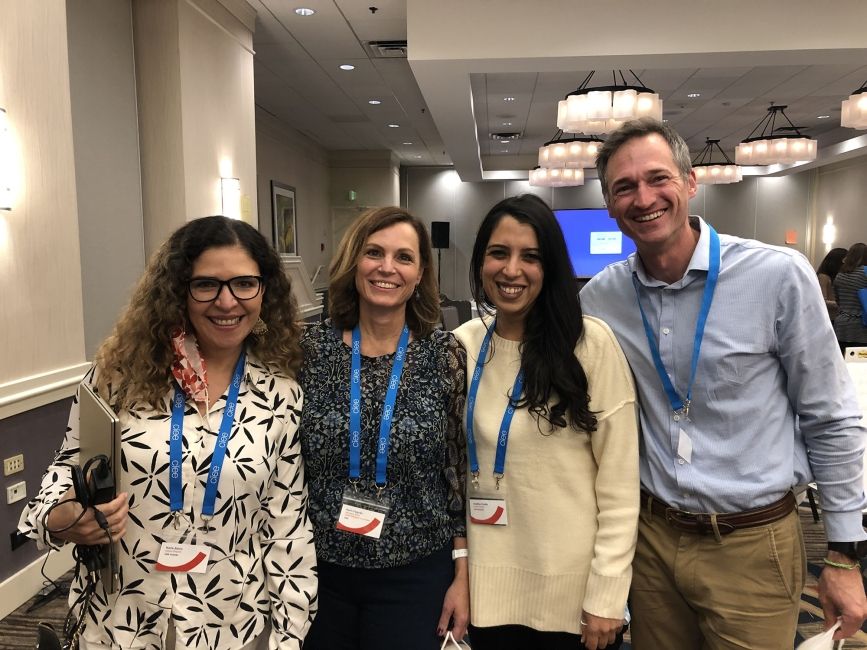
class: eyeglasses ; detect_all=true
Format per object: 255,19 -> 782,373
188,276 -> 263,302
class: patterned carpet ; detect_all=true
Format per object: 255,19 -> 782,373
0,506 -> 865,649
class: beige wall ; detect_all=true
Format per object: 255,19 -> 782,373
134,0 -> 258,256
0,0 -> 88,403
812,157 -> 867,261
255,108 -> 332,289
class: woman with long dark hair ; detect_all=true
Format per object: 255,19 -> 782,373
454,195 -> 639,650
817,247 -> 847,320
833,242 -> 867,353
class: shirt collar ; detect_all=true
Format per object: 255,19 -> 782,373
629,215 -> 709,288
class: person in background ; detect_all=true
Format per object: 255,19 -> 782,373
833,242 -> 867,354
19,216 -> 317,649
817,247 -> 847,320
455,194 -> 639,650
582,117 -> 867,649
299,206 -> 468,649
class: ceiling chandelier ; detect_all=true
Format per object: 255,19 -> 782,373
841,79 -> 867,129
735,104 -> 817,166
538,132 -> 602,169
557,70 -> 663,135
528,166 -> 584,187
691,138 -> 742,185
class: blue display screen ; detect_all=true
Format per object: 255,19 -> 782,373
554,208 -> 637,278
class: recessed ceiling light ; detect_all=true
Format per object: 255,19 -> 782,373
339,64 -> 355,71
402,142 -> 413,145
294,7 -> 315,16
817,114 -> 831,119
503,96 -> 515,102
502,122 -> 513,126
415,155 -> 422,159
387,123 -> 400,128
368,99 -> 382,105
687,93 -> 701,98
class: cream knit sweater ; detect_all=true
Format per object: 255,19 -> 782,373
454,316 -> 639,633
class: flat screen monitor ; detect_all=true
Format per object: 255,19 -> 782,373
554,208 -> 636,278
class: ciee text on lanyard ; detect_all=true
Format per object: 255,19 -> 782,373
465,320 -> 524,491
169,351 -> 245,532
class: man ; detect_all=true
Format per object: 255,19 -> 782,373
580,117 -> 867,649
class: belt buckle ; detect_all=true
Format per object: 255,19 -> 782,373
664,507 -> 697,532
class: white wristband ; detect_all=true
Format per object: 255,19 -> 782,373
452,548 -> 469,560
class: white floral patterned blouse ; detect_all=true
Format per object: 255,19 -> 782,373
18,355 -> 317,649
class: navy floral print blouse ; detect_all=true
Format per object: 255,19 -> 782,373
299,320 -> 467,568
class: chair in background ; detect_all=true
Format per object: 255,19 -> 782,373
441,305 -> 460,331
441,297 -> 472,325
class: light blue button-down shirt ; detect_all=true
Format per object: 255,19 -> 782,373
581,216 -> 867,541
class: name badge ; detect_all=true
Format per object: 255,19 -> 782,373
469,497 -> 508,525
156,542 -> 211,573
336,487 -> 391,539
677,427 -> 693,464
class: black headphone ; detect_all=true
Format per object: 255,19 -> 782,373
70,455 -> 113,509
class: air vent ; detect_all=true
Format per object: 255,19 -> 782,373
364,40 -> 408,59
490,132 -> 522,141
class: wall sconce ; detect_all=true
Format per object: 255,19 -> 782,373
822,216 -> 837,248
221,177 -> 240,219
0,108 -> 12,211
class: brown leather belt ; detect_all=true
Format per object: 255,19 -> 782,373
641,490 -> 797,536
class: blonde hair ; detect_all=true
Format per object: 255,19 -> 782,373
328,207 -> 440,337
94,216 -> 302,410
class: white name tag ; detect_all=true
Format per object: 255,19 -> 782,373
469,497 -> 508,525
335,487 -> 390,539
677,427 -> 693,464
156,542 -> 210,573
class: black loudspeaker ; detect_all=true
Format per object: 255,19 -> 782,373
431,221 -> 450,249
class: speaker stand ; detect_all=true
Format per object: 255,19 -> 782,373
436,247 -> 442,292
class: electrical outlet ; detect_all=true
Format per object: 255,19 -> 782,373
3,454 -> 24,476
6,481 -> 26,504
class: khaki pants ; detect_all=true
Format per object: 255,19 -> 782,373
629,508 -> 805,650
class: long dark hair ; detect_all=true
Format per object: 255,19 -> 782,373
470,194 -> 596,432
817,247 -> 846,280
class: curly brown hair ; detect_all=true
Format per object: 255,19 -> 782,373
94,216 -> 302,410
328,207 -> 439,337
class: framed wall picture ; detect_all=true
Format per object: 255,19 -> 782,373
271,181 -> 297,255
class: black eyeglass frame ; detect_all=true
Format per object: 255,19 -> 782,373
187,275 -> 264,302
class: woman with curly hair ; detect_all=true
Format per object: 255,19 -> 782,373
455,195 -> 639,650
299,206 -> 468,649
19,216 -> 316,649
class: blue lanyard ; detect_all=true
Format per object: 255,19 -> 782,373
349,324 -> 411,488
169,351 -> 245,523
465,321 -> 525,489
631,226 -> 720,418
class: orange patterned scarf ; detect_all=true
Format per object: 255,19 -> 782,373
170,329 -> 209,407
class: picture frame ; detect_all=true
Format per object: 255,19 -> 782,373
271,181 -> 297,255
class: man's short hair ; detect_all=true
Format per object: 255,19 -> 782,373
596,118 -> 693,203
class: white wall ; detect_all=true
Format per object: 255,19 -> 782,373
179,0 -> 257,224
133,0 -> 258,256
0,0 -> 89,410
812,157 -> 867,259
256,108 -> 332,288
67,0 -> 145,358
